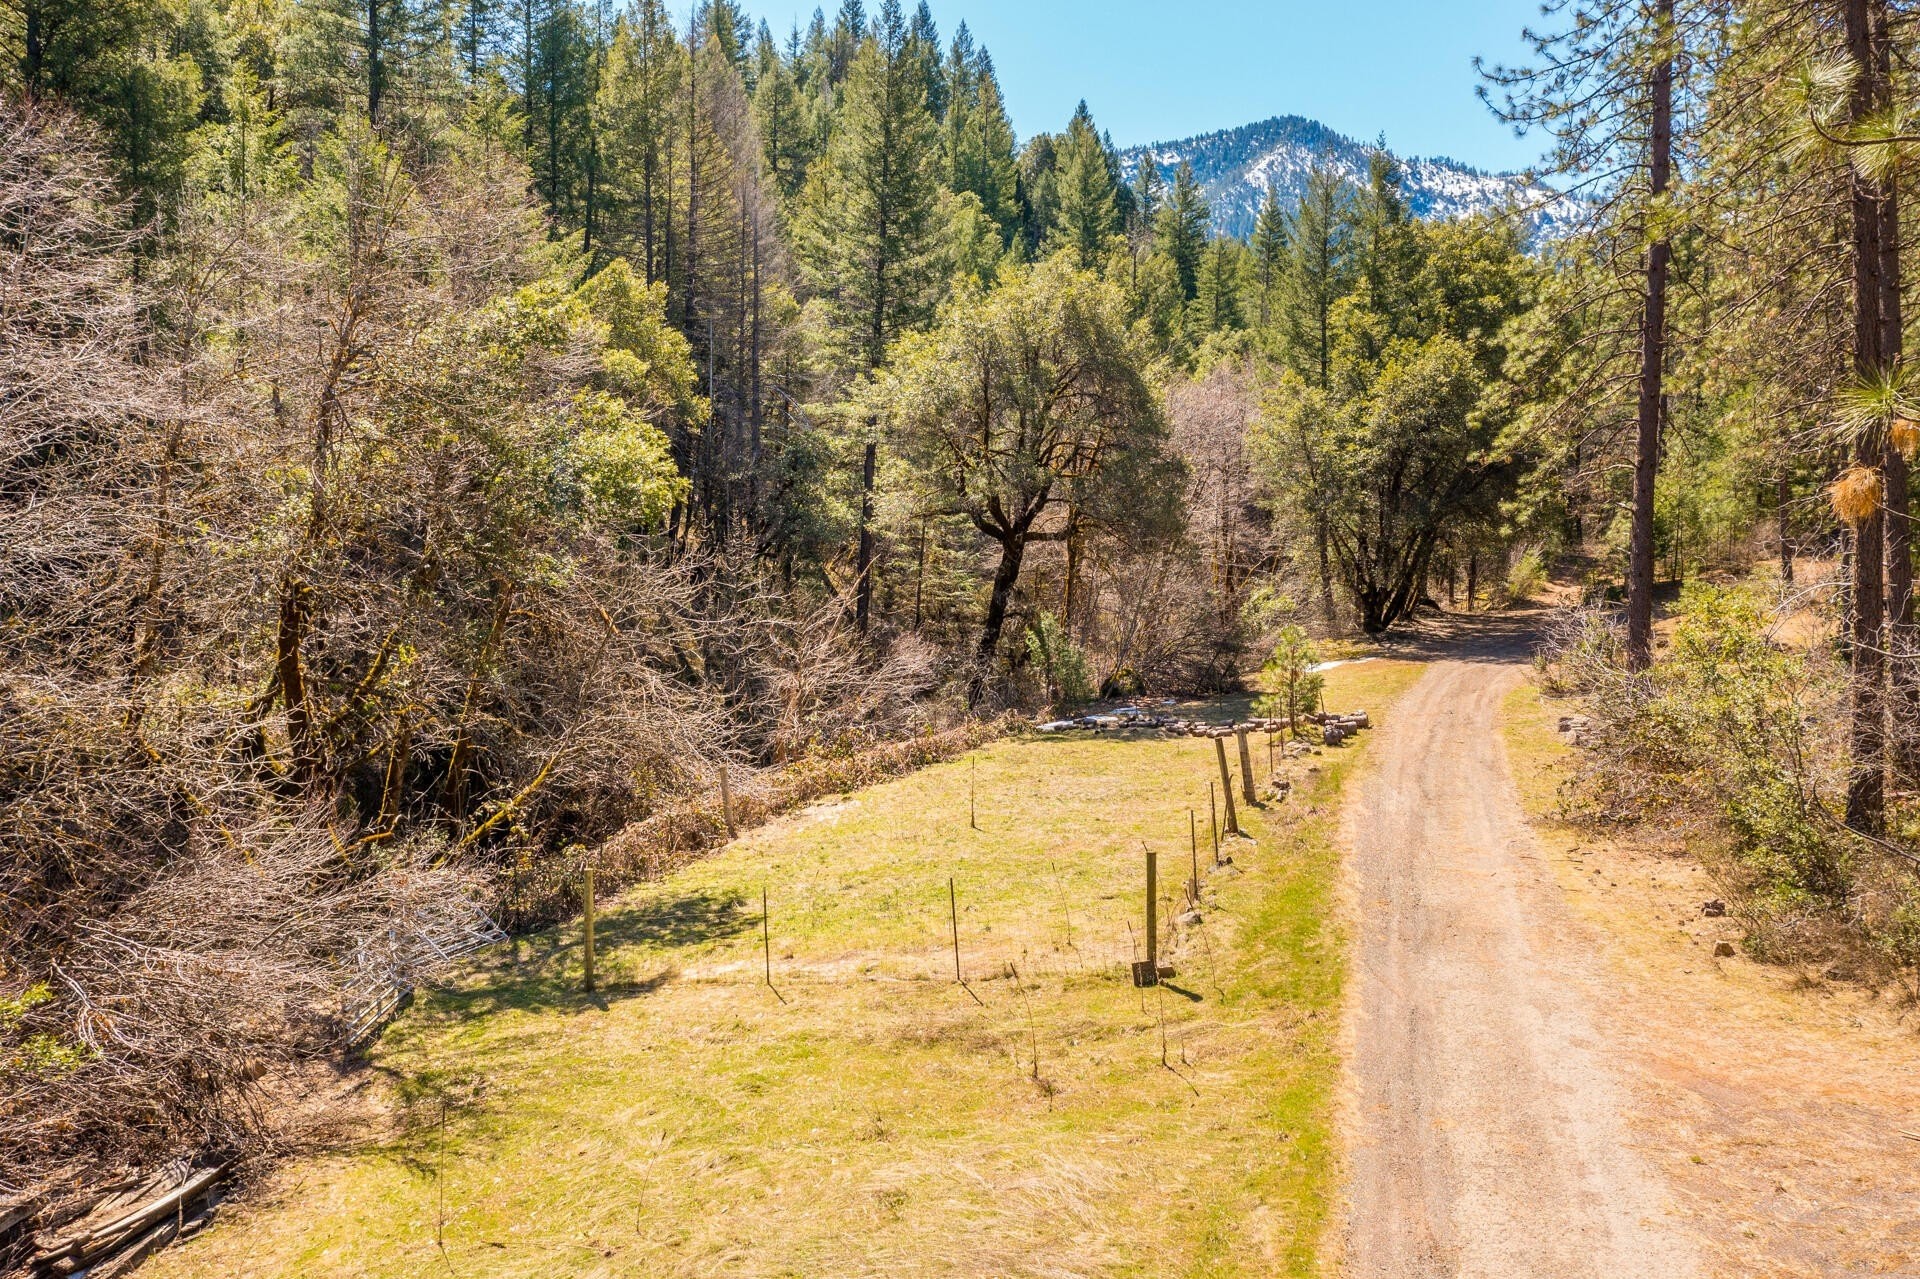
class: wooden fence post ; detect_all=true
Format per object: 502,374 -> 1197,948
582,867 -> 596,994
1132,847 -> 1160,988
1189,810 -> 1200,902
1189,812 -> 1201,906
719,762 -> 737,838
1146,848 -> 1157,972
1235,726 -> 1257,806
949,876 -> 962,982
1214,736 -> 1241,835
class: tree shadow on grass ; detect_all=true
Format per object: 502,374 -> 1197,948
417,887 -> 758,1020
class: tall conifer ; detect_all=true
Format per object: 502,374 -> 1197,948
1047,102 -> 1120,268
1156,160 -> 1209,300
1252,180 -> 1288,327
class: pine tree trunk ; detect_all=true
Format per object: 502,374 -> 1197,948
1846,0 -> 1889,832
367,0 -> 384,122
1626,0 -> 1674,672
855,438 -> 876,633
1873,0 -> 1913,781
1316,515 -> 1335,627
683,32 -> 699,331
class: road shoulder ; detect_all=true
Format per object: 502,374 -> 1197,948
1502,679 -> 1920,1277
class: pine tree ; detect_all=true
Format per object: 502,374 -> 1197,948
698,2 -> 750,77
905,1 -> 943,121
1351,149 -> 1417,344
596,0 -> 683,283
828,0 -> 865,82
3,0 -> 203,218
944,41 -> 1019,246
1131,155 -> 1162,238
1046,101 -> 1119,268
1104,127 -> 1137,230
1280,164 -> 1353,387
1192,237 -> 1246,335
796,9 -> 831,89
1252,180 -> 1287,327
1155,159 -> 1209,300
1017,132 -> 1059,258
794,3 -> 940,369
513,0 -> 596,228
751,21 -> 813,206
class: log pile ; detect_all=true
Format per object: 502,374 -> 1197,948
1035,705 -> 1383,744
8,1162 -> 228,1278
1150,710 -> 1376,745
1033,705 -> 1173,733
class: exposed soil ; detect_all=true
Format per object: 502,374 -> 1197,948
1337,610 -> 1920,1277
1339,613 -> 1701,1276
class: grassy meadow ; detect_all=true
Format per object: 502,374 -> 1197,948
149,661 -> 1423,1279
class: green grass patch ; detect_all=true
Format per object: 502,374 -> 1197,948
1500,677 -> 1574,820
153,663 -> 1425,1279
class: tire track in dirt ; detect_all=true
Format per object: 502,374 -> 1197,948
1339,624 -> 1700,1277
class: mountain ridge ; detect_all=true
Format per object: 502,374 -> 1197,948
1116,114 -> 1580,241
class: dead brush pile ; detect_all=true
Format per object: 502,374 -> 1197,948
0,99 -> 979,1230
1537,584 -> 1920,991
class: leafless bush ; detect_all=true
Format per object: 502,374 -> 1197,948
2,825 -> 481,1198
1055,362 -> 1273,695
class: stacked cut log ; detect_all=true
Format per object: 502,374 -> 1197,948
15,1162 -> 227,1278
1154,711 -> 1376,745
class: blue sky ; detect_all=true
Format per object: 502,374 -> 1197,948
717,0 -> 1553,174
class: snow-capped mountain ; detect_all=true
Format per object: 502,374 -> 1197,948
1118,115 -> 1582,242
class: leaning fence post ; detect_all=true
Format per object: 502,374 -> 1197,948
1214,736 -> 1241,835
1209,783 -> 1220,864
1189,815 -> 1201,906
1189,810 -> 1200,902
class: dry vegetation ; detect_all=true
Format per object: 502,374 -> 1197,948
1533,583 -> 1920,991
1501,678 -> 1920,1276
0,100 -> 952,1213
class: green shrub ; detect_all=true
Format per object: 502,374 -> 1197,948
0,981 -> 87,1077
1024,612 -> 1095,706
1501,546 -> 1547,605
1253,626 -> 1324,730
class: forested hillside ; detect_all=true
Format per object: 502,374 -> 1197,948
10,0 -> 1920,1258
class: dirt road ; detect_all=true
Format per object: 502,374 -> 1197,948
1340,621 -> 1701,1277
